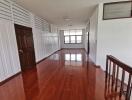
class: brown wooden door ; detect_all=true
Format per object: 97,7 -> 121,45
14,24 -> 36,71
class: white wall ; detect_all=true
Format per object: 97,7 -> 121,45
50,24 -> 58,33
87,3 -> 132,98
96,3 -> 132,99
0,0 -> 60,82
89,7 -> 98,63
0,0 -> 21,82
0,19 -> 21,82
60,30 -> 85,49
96,4 -> 132,70
33,31 -> 59,62
31,14 -> 60,62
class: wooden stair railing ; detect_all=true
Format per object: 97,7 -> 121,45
105,55 -> 132,100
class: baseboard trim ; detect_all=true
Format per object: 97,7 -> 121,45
0,71 -> 21,86
84,49 -> 100,69
61,48 -> 85,50
37,49 -> 61,64
96,65 -> 101,68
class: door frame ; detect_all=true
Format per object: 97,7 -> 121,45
87,32 -> 90,55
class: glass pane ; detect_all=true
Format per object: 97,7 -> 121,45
104,2 -> 132,19
64,30 -> 69,36
70,30 -> 76,35
77,54 -> 82,61
65,54 -> 70,61
76,36 -> 82,43
65,36 -> 70,43
76,30 -> 82,35
70,36 -> 75,43
71,54 -> 75,61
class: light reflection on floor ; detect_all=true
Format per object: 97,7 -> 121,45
0,49 -> 126,100
49,54 -> 59,60
64,53 -> 82,67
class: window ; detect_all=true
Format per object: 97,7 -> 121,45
64,30 -> 69,35
65,36 -> 70,43
76,36 -> 82,43
71,36 -> 76,43
103,1 -> 132,20
64,30 -> 82,44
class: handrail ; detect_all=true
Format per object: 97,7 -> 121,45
107,55 -> 132,74
105,55 -> 132,100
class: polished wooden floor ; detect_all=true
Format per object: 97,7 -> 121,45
0,49 -> 125,100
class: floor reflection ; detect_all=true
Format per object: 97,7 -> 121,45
49,53 -> 59,60
0,75 -> 26,100
64,53 -> 82,67
22,68 -> 40,100
0,49 -> 118,100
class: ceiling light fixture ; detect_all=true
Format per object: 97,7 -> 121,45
68,24 -> 72,26
64,18 -> 71,21
63,16 -> 71,21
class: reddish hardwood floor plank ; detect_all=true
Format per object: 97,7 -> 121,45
0,49 -> 125,100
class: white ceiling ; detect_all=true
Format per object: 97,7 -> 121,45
14,0 -> 125,28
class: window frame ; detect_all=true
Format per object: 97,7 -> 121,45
103,1 -> 132,20
64,30 -> 83,44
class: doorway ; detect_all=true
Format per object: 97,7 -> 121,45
14,24 -> 36,71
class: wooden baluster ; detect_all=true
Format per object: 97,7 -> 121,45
105,57 -> 109,97
106,55 -> 132,99
115,65 -> 119,92
112,63 -> 116,90
108,61 -> 111,93
125,74 -> 132,100
120,70 -> 125,98
105,57 -> 109,83
129,83 -> 132,99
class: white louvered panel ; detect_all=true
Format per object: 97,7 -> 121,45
34,16 -> 50,32
43,20 -> 46,31
45,22 -> 50,32
0,0 -> 12,20
43,20 -> 49,32
13,12 -> 30,21
12,3 -> 31,27
34,16 -> 43,30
